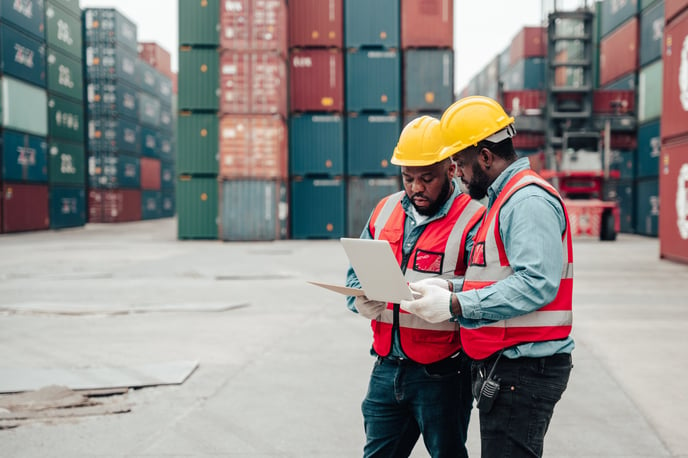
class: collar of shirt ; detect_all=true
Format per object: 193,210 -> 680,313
400,178 -> 462,225
486,157 -> 531,208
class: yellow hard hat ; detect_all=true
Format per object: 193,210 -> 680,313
439,96 -> 516,157
391,115 -> 450,166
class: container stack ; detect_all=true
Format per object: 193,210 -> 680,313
0,0 -> 50,233
45,0 -> 86,230
342,0 -> 402,238
176,0 -> 220,239
83,8 -> 142,223
659,0 -> 688,262
218,0 -> 289,241
288,0 -> 346,239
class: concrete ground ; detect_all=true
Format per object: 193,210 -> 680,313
0,218 -> 686,457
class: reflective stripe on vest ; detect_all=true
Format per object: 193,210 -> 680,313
461,170 -> 573,360
369,191 -> 485,364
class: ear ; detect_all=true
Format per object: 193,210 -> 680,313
479,147 -> 493,169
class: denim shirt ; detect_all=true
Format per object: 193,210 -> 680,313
455,158 -> 575,359
345,179 -> 479,358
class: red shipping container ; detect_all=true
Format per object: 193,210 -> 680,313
599,18 -> 639,87
659,137 -> 688,263
401,0 -> 453,48
138,42 -> 172,74
512,133 -> 545,149
289,0 -> 343,47
662,9 -> 688,140
219,115 -> 287,179
593,90 -> 636,114
220,51 -> 287,116
510,27 -> 546,65
141,158 -> 162,190
610,133 -> 638,150
289,49 -> 344,112
2,183 -> 49,233
89,189 -> 142,223
665,0 -> 688,24
502,90 -> 545,115
220,0 -> 288,56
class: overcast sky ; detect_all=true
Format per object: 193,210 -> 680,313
79,0 -> 588,92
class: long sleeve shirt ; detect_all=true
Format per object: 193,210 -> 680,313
346,179 -> 480,358
454,158 -> 575,359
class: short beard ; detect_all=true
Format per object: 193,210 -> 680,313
413,176 -> 453,216
468,163 -> 491,200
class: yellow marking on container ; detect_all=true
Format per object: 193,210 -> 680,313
321,97 -> 334,106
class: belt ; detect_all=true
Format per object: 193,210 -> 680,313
376,350 -> 464,366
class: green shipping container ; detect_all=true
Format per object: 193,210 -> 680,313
45,3 -> 83,59
48,0 -> 81,19
48,94 -> 85,143
178,47 -> 219,110
47,49 -> 84,102
48,140 -> 85,185
177,176 -> 218,239
178,0 -> 219,46
638,60 -> 662,123
640,0 -> 660,10
176,112 -> 219,175
1,76 -> 48,136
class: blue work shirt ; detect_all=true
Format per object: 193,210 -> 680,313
454,157 -> 575,359
346,178 -> 479,358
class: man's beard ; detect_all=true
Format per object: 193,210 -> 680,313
468,163 -> 491,200
412,176 -> 452,216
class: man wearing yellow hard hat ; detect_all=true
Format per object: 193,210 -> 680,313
345,115 -> 485,457
401,96 -> 574,457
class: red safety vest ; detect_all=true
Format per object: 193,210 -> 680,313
368,190 -> 485,364
460,170 -> 574,360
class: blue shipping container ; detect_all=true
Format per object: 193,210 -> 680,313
0,23 -> 46,87
87,81 -> 138,121
639,0 -> 664,66
289,114 -> 345,176
1,130 -> 47,182
160,160 -> 175,189
136,59 -> 158,96
140,127 -> 158,158
220,179 -> 288,241
605,178 -> 635,233
600,71 -> 637,90
88,152 -> 140,189
403,49 -> 454,112
0,0 -> 45,39
82,8 -> 138,52
600,0 -> 640,38
88,117 -> 140,155
346,49 -> 401,112
636,121 -> 660,178
610,149 -> 635,179
291,177 -> 345,239
158,133 -> 174,161
346,176 -> 401,238
634,177 -> 658,236
84,43 -> 138,87
500,57 -> 545,91
159,105 -> 173,133
141,190 -> 162,220
49,186 -> 86,229
161,189 -> 175,217
344,0 -> 399,49
346,114 -> 401,176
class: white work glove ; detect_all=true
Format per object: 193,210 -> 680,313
410,277 -> 451,291
400,282 -> 453,323
354,296 -> 387,319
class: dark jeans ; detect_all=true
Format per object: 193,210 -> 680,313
472,353 -> 573,458
361,354 -> 473,458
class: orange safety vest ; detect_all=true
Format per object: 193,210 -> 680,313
369,190 -> 485,364
460,170 -> 574,360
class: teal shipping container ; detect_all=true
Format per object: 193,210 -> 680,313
600,72 -> 636,90
83,8 -> 138,52
500,57 -> 545,91
639,0 -> 664,66
604,178 -> 635,233
88,152 -> 140,189
46,48 -> 83,102
0,24 -> 46,87
346,114 -> 401,176
1,130 -> 48,182
159,105 -> 173,132
49,186 -> 85,228
48,140 -> 85,185
178,0 -> 219,46
88,117 -> 139,155
141,190 -> 162,220
158,133 -> 174,162
289,114 -> 345,176
161,189 -> 175,218
600,0 -> 639,38
641,0 -> 660,9
346,176 -> 401,238
140,127 -> 158,158
48,94 -> 84,143
403,49 -> 454,112
138,92 -> 161,128
51,0 -> 80,18
638,59 -> 662,122
84,44 -> 138,87
86,81 -> 138,121
346,49 -> 400,112
45,3 -> 82,59
1,76 -> 48,136
156,71 -> 173,105
0,0 -> 45,39
136,59 -> 158,96
635,177 -> 658,236
177,175 -> 218,240
176,112 -> 218,175
636,120 -> 660,178
160,160 -> 175,189
291,176 -> 345,239
609,149 -> 635,179
344,0 -> 399,49
178,47 -> 219,111
220,179 -> 288,241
